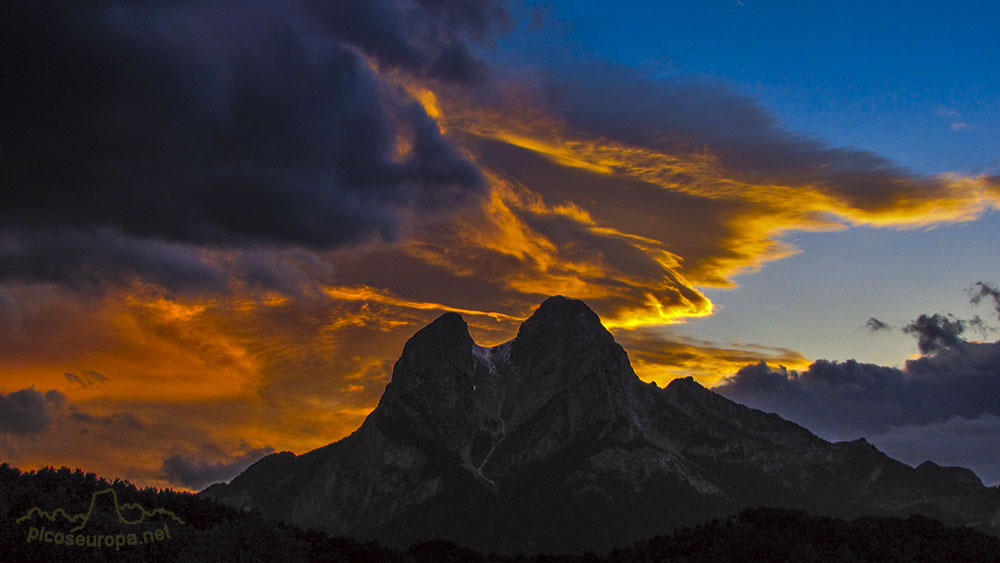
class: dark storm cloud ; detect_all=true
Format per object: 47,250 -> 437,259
903,314 -> 967,354
864,317 -> 891,332
0,0 -> 489,288
161,443 -> 275,490
0,228 -> 228,292
0,388 -> 66,436
0,385 -> 143,438
715,340 -> 1000,442
717,360 -> 909,440
0,227 -> 335,295
304,0 -> 508,83
866,286 -> 997,352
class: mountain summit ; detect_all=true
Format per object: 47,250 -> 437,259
203,297 -> 1000,553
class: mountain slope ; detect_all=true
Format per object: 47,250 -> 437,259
203,296 -> 1000,553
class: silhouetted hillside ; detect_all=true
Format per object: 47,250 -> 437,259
3,463 -> 1000,562
0,463 -> 397,562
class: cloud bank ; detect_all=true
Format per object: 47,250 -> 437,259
716,294 -> 1000,484
0,388 -> 66,436
716,355 -> 1000,485
0,0 -> 497,289
717,341 -> 1000,437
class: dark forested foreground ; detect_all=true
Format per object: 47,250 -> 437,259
3,464 -> 1000,562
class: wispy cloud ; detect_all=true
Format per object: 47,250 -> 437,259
864,317 -> 891,332
64,370 -> 108,389
937,107 -> 973,132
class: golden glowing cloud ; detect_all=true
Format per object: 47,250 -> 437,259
613,328 -> 813,387
322,284 -> 520,323
408,80 -> 1000,321
5,70 -> 999,492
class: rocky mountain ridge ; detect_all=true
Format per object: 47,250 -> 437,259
203,296 -> 1000,553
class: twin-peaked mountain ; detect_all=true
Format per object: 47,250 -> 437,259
203,297 -> 1000,554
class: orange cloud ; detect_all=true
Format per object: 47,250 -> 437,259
0,284 -> 430,489
412,79 -> 1000,309
613,328 -> 812,387
322,284 -> 520,323
5,70 -> 999,493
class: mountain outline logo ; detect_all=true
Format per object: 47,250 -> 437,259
16,487 -> 186,531
17,487 -> 185,550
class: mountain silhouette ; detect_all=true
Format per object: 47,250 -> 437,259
203,296 -> 1000,553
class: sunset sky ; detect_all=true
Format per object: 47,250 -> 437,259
2,1 -> 999,491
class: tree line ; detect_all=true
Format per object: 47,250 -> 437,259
2,463 -> 998,562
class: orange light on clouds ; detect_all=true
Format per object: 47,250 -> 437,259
603,290 -> 714,329
6,74 -> 1000,493
613,327 -> 813,387
321,284 -> 520,323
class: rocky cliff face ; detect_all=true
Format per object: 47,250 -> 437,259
202,296 -> 1000,553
